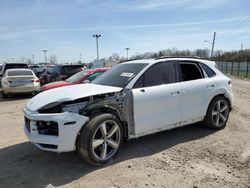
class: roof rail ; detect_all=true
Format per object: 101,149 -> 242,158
155,56 -> 209,60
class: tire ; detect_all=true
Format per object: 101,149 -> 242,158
203,96 -> 230,129
2,91 -> 8,99
77,113 -> 123,165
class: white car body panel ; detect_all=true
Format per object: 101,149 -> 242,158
23,106 -> 89,152
26,83 -> 122,111
132,83 -> 181,136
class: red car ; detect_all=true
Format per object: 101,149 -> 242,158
40,68 -> 109,92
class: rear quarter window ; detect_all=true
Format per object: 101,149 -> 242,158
200,63 -> 216,78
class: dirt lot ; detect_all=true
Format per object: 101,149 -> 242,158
0,77 -> 249,188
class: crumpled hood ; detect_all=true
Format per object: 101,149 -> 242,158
26,83 -> 123,111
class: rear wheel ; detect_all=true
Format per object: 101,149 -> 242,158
203,96 -> 230,129
77,113 -> 123,165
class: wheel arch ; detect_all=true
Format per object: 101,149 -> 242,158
75,106 -> 128,148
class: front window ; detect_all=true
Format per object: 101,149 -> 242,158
92,63 -> 148,88
66,71 -> 89,83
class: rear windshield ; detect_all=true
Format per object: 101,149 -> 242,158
66,71 -> 89,82
5,64 -> 28,70
61,66 -> 83,74
8,70 -> 33,76
92,63 -> 148,88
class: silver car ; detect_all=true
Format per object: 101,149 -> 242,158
1,69 -> 40,98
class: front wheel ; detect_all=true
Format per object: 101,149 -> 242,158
77,113 -> 123,165
203,96 -> 230,129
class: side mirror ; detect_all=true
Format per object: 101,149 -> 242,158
82,80 -> 90,84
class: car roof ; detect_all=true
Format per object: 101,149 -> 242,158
123,57 -> 215,66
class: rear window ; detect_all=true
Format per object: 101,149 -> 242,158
5,64 -> 28,70
179,63 -> 203,81
8,70 -> 33,76
61,66 -> 83,74
200,63 -> 216,77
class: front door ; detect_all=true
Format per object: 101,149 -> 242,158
132,61 -> 182,136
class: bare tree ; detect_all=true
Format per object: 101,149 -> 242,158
48,55 -> 57,64
19,56 -> 26,63
26,58 -> 32,65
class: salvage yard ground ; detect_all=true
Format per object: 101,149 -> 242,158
0,77 -> 249,188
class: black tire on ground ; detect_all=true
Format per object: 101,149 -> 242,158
77,113 -> 123,165
2,91 -> 8,99
202,96 -> 230,130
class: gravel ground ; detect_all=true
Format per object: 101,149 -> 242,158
0,77 -> 249,188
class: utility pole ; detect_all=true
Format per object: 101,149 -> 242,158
42,50 -> 47,64
31,54 -> 34,64
241,44 -> 243,62
211,32 -> 216,59
125,48 -> 130,60
93,34 -> 101,60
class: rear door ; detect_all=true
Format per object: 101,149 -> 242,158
132,61 -> 182,136
178,61 -> 212,124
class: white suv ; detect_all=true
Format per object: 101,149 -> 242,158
23,57 -> 234,165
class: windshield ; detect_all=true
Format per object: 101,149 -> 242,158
66,71 -> 89,82
92,63 -> 148,88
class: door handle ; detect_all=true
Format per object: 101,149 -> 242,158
140,89 -> 145,93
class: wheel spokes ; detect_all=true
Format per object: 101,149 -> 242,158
215,115 -> 220,126
100,143 -> 107,160
220,105 -> 227,113
107,125 -> 118,138
100,123 -> 107,137
108,139 -> 119,149
93,139 -> 104,149
219,113 -> 226,123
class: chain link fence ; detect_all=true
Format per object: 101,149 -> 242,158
216,61 -> 250,79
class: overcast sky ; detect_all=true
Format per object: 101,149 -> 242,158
0,0 -> 249,63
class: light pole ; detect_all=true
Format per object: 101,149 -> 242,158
31,54 -> 34,64
42,50 -> 47,64
79,53 -> 82,63
93,34 -> 101,60
204,32 -> 216,59
125,48 -> 130,60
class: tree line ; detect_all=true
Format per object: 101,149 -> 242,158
119,48 -> 250,63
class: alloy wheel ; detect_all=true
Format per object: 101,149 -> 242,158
212,100 -> 229,127
91,120 -> 121,161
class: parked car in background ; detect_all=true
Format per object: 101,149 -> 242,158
1,69 -> 40,98
0,63 -> 29,88
0,63 -> 28,75
0,64 -> 3,72
40,68 -> 109,92
23,57 -> 233,165
48,64 -> 84,82
39,67 -> 54,85
29,64 -> 40,70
